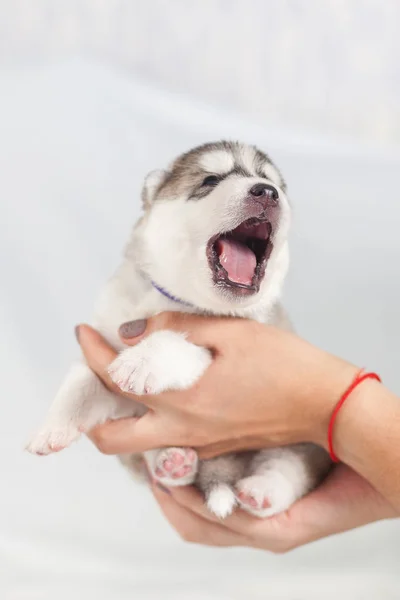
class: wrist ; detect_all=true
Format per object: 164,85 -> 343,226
298,354 -> 359,450
318,375 -> 400,513
331,378 -> 398,467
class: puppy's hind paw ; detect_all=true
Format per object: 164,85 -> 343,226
235,472 -> 298,518
151,447 -> 198,486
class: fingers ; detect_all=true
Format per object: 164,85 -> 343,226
77,325 -> 120,392
77,324 -> 157,404
118,311 -> 230,349
88,412 -> 173,454
154,482 -> 297,552
290,464 -> 397,541
166,485 -> 223,524
153,467 -> 391,554
167,481 -> 299,549
166,484 -> 277,541
152,483 -> 245,547
197,435 -> 272,460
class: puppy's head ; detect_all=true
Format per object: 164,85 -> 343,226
135,141 -> 291,313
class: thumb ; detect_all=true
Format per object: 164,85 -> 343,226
88,412 -> 171,455
118,311 -> 223,348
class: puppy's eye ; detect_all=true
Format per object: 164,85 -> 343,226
201,175 -> 220,187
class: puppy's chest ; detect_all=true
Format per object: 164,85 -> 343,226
92,266 -> 286,349
92,282 -> 193,349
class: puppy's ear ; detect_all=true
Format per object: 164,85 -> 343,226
141,169 -> 169,209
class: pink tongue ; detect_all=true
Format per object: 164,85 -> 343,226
216,239 -> 257,285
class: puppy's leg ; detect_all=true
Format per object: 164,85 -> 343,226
26,360 -> 137,455
235,444 -> 331,518
109,330 -> 212,486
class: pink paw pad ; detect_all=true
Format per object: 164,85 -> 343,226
237,490 -> 270,510
154,448 -> 197,481
238,492 -> 270,508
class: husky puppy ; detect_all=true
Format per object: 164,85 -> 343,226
27,141 -> 330,519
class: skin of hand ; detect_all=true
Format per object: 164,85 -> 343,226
149,464 -> 396,551
76,314 -> 357,459
75,314 -> 398,550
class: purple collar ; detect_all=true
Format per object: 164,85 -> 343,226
151,280 -> 194,307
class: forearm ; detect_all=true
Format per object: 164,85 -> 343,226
326,379 -> 400,513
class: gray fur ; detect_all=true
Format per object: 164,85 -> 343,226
153,140 -> 286,201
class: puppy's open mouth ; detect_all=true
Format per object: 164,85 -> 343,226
207,218 -> 272,294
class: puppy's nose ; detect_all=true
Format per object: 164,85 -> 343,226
249,183 -> 279,205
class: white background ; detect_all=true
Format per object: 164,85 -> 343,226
0,3 -> 399,599
2,0 -> 400,145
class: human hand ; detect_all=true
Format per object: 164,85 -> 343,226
76,314 -> 399,540
149,464 -> 396,551
76,315 -> 398,541
76,312 -> 356,458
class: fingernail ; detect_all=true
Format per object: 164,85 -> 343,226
119,320 -> 147,339
75,325 -> 80,342
156,482 -> 171,495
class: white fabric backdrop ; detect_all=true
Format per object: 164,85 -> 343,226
0,59 -> 399,599
1,0 -> 400,145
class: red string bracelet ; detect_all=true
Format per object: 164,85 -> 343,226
327,368 -> 382,462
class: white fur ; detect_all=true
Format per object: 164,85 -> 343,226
199,150 -> 235,174
238,144 -> 257,172
207,485 -> 237,519
25,360 -> 144,456
138,173 -> 290,315
236,448 -> 311,518
262,162 -> 285,188
108,331 -> 212,395
142,169 -> 167,207
26,141 -> 327,518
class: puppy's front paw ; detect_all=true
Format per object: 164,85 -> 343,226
146,447 -> 198,486
26,423 -> 82,456
108,330 -> 212,395
235,472 -> 299,518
